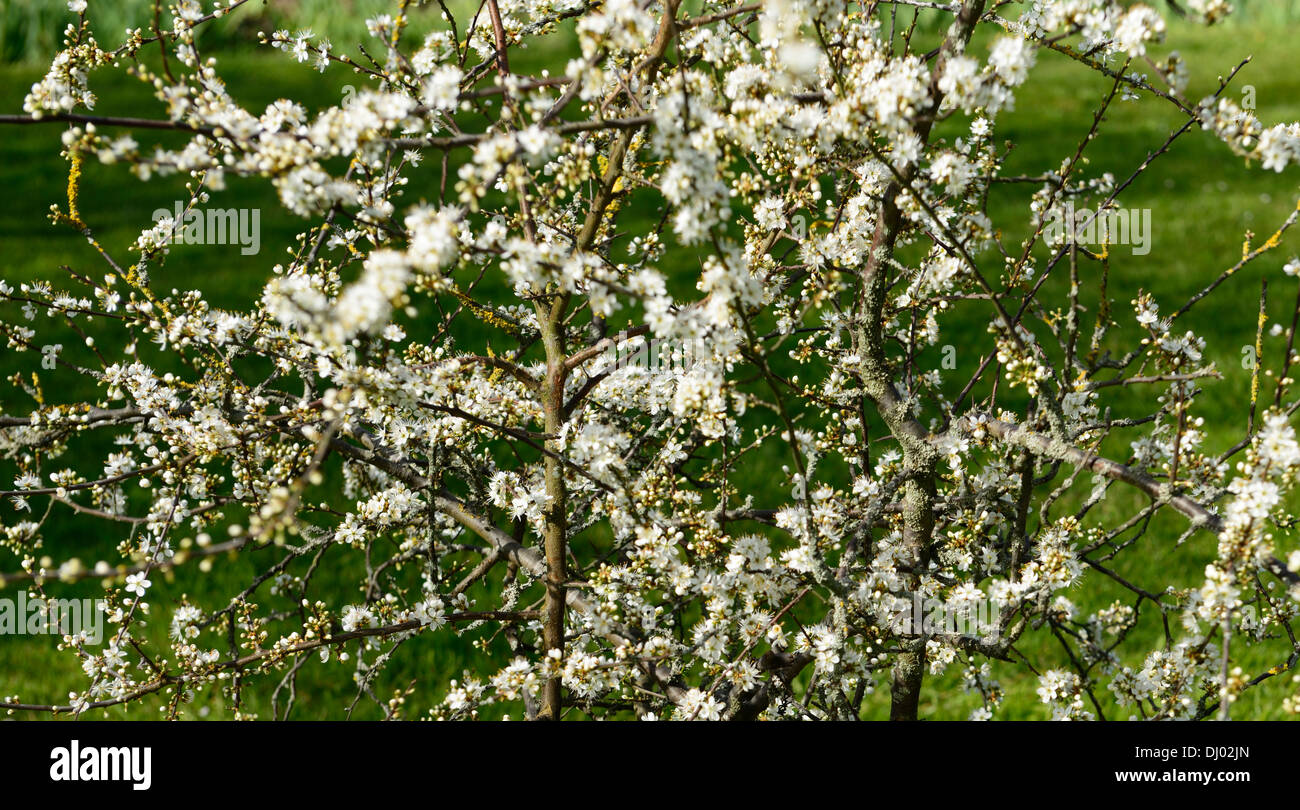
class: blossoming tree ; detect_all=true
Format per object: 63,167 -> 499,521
3,0 -> 1300,720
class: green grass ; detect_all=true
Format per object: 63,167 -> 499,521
2,11 -> 1300,719
0,0 -> 471,64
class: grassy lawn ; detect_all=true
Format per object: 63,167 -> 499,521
1,10 -> 1299,719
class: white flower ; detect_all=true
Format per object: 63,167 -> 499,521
753,196 -> 786,231
988,36 -> 1035,87
340,605 -> 375,633
674,688 -> 723,720
422,65 -> 462,111
414,597 -> 447,628
124,572 -> 151,597
1113,5 -> 1166,58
